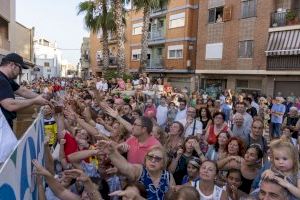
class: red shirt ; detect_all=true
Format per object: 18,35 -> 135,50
64,132 -> 78,162
126,136 -> 161,164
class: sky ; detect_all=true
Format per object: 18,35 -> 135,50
16,0 -> 89,65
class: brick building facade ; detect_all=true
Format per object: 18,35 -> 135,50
89,0 -> 300,97
196,0 -> 300,97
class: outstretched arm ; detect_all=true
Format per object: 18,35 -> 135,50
96,140 -> 142,181
32,160 -> 81,200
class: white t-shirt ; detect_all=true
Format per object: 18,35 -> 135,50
193,180 -> 223,200
96,81 -> 103,90
174,108 -> 187,122
156,105 -> 168,126
102,83 -> 108,91
95,123 -> 111,137
184,119 -> 203,138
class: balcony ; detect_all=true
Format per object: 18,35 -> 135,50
270,9 -> 300,28
150,6 -> 167,18
148,29 -> 165,40
0,37 -> 10,50
146,58 -> 164,69
267,56 -> 300,70
97,57 -> 118,68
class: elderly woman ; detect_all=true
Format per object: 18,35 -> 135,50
205,112 -> 232,145
192,160 -> 228,200
99,142 -> 175,200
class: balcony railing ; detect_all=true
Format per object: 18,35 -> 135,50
97,57 -> 118,67
0,37 -> 10,50
148,29 -> 165,40
267,56 -> 300,70
151,6 -> 167,14
146,58 -> 164,69
271,9 -> 300,27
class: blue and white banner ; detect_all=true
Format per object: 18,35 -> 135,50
0,114 -> 45,200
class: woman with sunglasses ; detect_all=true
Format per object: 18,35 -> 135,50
98,141 -> 175,200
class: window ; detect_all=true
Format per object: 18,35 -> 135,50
132,49 -> 141,60
169,13 -> 185,29
44,62 -> 49,67
208,7 -> 224,23
168,45 -> 183,59
241,0 -> 257,18
238,40 -> 253,58
132,23 -> 143,35
205,43 -> 223,60
47,69 -> 51,72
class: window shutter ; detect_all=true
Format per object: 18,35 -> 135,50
208,9 -> 216,23
238,41 -> 245,57
247,41 -> 253,58
223,6 -> 232,21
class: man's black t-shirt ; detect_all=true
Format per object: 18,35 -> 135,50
0,71 -> 20,127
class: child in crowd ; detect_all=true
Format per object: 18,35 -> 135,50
263,139 -> 300,200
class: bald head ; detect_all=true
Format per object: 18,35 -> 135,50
234,113 -> 244,127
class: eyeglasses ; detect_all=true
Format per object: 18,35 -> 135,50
146,154 -> 163,163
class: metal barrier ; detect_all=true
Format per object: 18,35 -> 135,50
0,114 -> 44,200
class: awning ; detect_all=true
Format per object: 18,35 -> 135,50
266,30 -> 300,56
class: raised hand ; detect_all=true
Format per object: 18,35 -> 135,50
64,169 -> 89,182
117,143 -> 130,153
32,159 -> 52,177
96,140 -> 116,154
100,102 -> 118,118
34,95 -> 50,105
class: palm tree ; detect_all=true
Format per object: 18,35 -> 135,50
112,0 -> 127,72
133,0 -> 170,72
78,0 -> 114,70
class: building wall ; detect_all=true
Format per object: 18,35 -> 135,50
34,39 -> 62,78
196,0 -> 274,71
89,32 -> 101,75
0,0 -> 13,55
14,22 -> 33,61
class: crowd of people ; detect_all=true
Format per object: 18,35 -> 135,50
1,55 -> 300,199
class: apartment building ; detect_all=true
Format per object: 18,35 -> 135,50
89,0 -> 199,89
34,38 -> 62,79
80,37 -> 91,80
127,0 -> 199,89
196,0 -> 300,97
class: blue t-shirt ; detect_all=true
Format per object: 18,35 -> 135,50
271,104 -> 285,123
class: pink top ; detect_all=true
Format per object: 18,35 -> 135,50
126,135 -> 161,164
144,105 -> 157,118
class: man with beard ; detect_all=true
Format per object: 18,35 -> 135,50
0,53 -> 49,128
